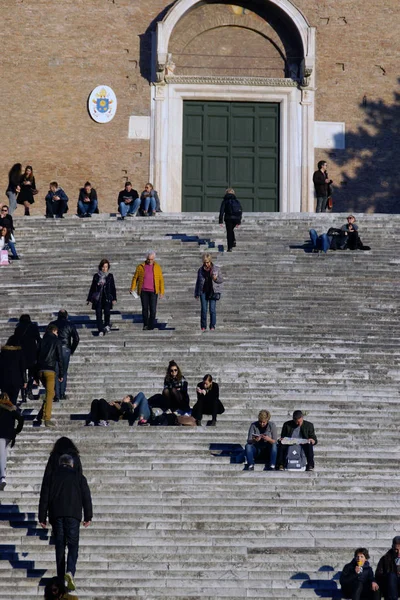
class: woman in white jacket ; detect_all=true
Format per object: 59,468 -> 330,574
0,226 -> 19,260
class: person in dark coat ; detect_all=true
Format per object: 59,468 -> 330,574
0,392 -> 24,490
0,204 -> 15,231
313,160 -> 333,213
340,547 -> 379,600
36,324 -> 63,427
44,576 -> 77,600
42,438 -> 83,488
191,374 -> 224,427
219,188 -> 242,252
87,258 -> 117,336
49,310 -> 79,401
18,165 -> 37,216
0,335 -> 26,404
14,314 -> 41,401
375,536 -> 400,600
77,182 -> 98,217
277,410 -> 318,471
5,163 -> 22,215
39,454 -> 92,593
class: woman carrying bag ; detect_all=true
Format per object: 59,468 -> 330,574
194,253 -> 223,332
87,258 -> 117,337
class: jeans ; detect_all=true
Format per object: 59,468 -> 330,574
225,220 -> 237,250
55,347 -> 71,398
245,443 -> 278,467
0,438 -> 11,480
140,291 -> 158,329
142,196 -> 156,213
53,517 -> 80,578
309,229 -> 330,253
4,241 -> 18,258
132,392 -> 151,421
96,301 -> 111,332
6,191 -> 17,214
200,293 -> 216,329
316,196 -> 328,212
119,198 -> 140,217
78,199 -> 97,215
39,370 -> 56,421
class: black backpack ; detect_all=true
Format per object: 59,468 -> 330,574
224,195 -> 242,220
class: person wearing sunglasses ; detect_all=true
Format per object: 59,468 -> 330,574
0,205 -> 15,232
161,360 -> 190,413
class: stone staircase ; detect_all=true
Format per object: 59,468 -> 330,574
1,212 -> 400,599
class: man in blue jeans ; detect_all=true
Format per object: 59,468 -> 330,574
117,181 -> 140,219
78,182 -> 98,217
244,410 -> 278,471
39,454 -> 92,593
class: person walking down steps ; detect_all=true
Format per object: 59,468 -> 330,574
87,259 -> 117,337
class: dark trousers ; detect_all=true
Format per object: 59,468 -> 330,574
191,397 -> 218,421
385,572 -> 400,600
342,581 -> 380,600
225,220 -> 237,251
55,347 -> 71,398
162,388 -> 190,413
278,443 -> 314,468
53,517 -> 80,578
46,198 -> 68,217
316,196 -> 328,212
140,291 -> 158,329
89,398 -> 110,423
95,301 -> 111,332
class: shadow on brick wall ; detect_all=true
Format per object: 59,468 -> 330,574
139,3 -> 175,82
331,80 -> 400,214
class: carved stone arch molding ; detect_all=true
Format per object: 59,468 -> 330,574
150,0 -> 316,213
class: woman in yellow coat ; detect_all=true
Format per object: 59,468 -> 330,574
130,251 -> 165,330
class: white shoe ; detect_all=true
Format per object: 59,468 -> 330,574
98,420 -> 109,427
98,331 -> 104,337
64,572 -> 76,591
86,421 -> 95,427
105,325 -> 111,333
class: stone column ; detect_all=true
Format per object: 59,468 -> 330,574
300,88 -> 315,212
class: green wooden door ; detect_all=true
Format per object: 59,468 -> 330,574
182,101 -> 279,212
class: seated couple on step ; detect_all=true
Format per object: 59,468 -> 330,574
85,362 -> 224,427
244,410 -> 317,472
310,215 -> 370,253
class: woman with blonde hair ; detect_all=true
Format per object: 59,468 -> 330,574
194,253 -> 223,331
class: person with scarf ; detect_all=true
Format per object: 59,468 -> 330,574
194,253 -> 223,331
0,392 -> 24,490
87,258 -> 117,336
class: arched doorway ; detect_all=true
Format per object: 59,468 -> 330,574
151,0 -> 315,213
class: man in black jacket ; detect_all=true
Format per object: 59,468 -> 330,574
313,160 -> 333,213
37,324 -> 63,427
49,310 -> 79,401
39,454 -> 92,592
219,188 -> 242,252
0,392 -> 24,490
375,536 -> 400,599
277,410 -> 318,471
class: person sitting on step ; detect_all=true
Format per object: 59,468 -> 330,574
244,410 -> 278,471
0,225 -> 20,259
86,392 -> 151,426
117,181 -> 140,219
309,215 -> 369,253
77,181 -> 98,218
340,547 -> 379,600
139,183 -> 161,216
277,410 -> 317,471
148,361 -> 190,414
375,536 -> 400,600
45,182 -> 69,219
191,374 -> 224,426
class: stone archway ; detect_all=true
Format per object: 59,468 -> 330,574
151,0 -> 316,213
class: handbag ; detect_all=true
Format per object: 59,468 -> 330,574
210,292 -> 221,301
327,196 -> 333,210
176,415 -> 197,426
0,250 -> 9,265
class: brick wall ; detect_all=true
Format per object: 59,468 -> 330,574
1,0 -> 399,213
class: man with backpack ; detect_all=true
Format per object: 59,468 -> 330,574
277,410 -> 317,471
219,188 -> 242,252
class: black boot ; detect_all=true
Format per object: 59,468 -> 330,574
20,388 -> 27,403
24,206 -> 30,216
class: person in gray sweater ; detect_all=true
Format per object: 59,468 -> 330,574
245,410 -> 278,471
